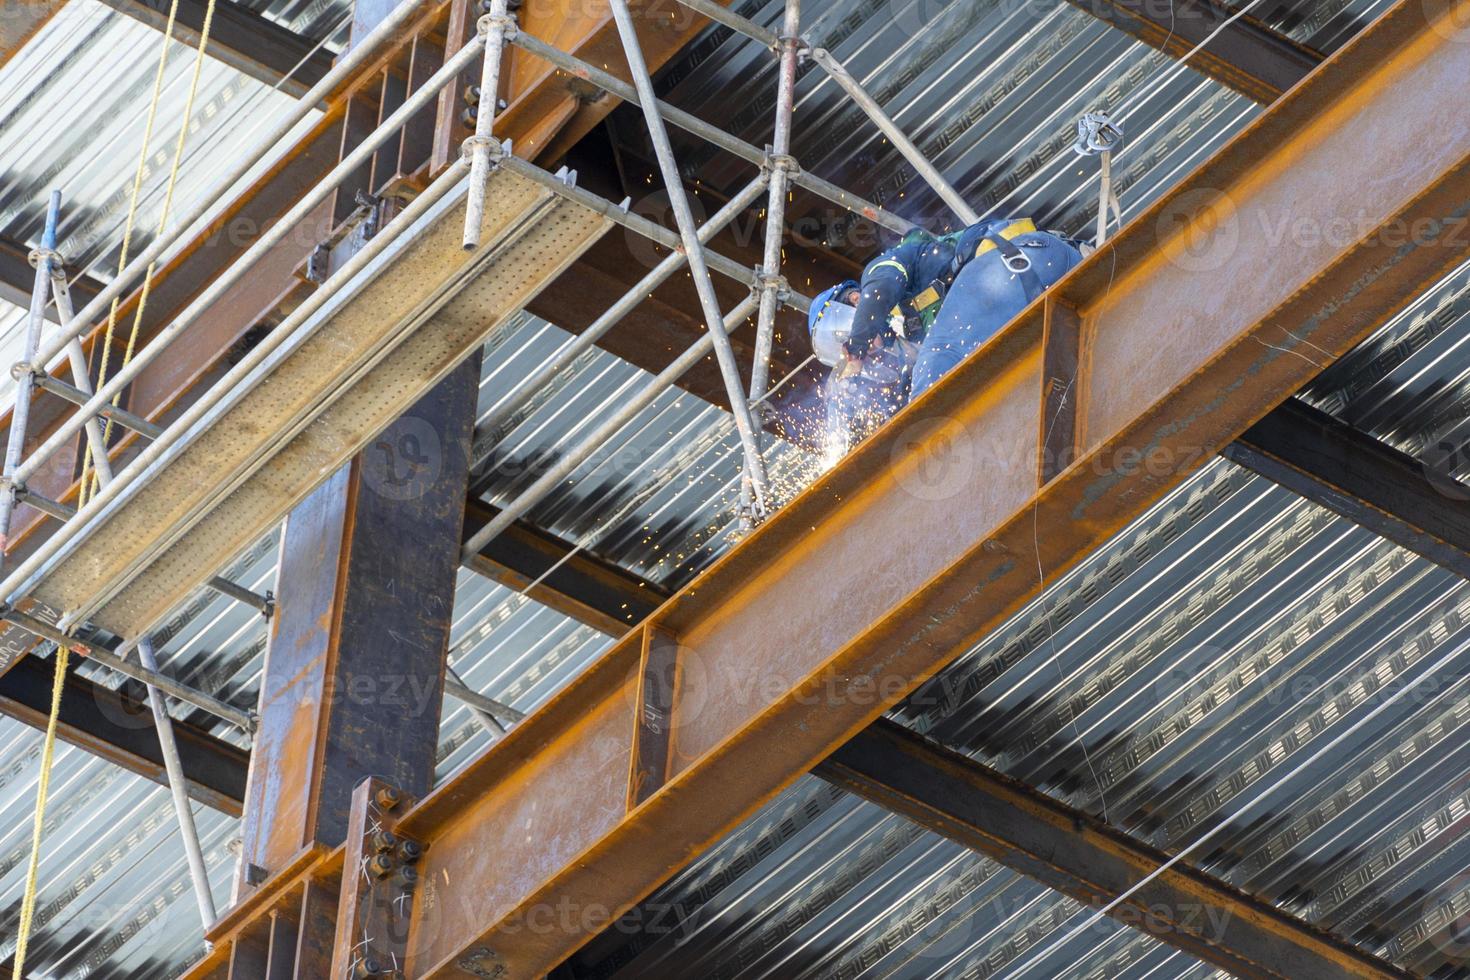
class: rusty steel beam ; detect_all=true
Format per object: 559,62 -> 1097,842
1225,397 -> 1470,578
0,0 -> 65,71
0,652 -> 247,816
366,0 -> 1470,974
1065,0 -> 1324,104
817,718 -> 1409,980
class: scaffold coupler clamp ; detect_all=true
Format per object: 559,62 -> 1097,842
477,9 -> 518,40
762,150 -> 801,181
460,135 -> 510,168
1075,111 -> 1124,248
27,246 -> 62,275
774,30 -> 810,59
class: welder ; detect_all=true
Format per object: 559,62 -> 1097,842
806,279 -> 917,454
837,217 -> 1082,399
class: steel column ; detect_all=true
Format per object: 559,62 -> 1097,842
236,356 -> 478,889
383,1 -> 1470,973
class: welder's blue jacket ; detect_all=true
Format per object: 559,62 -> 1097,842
845,216 -> 1039,353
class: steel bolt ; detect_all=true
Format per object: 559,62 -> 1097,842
368,852 -> 396,879
374,785 -> 402,810
464,84 -> 481,106
354,956 -> 382,978
371,829 -> 400,853
397,838 -> 423,863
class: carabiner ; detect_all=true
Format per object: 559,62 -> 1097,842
1002,251 -> 1032,274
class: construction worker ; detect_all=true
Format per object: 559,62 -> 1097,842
835,217 -> 1082,399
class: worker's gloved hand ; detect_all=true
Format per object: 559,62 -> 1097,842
843,334 -> 874,360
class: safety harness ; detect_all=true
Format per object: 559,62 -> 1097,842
899,218 -> 1042,330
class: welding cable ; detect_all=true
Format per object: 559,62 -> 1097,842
10,644 -> 70,980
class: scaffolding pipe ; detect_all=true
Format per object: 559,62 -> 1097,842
607,0 -> 769,509
11,485 -> 273,615
12,35 -> 487,490
30,0 -> 435,373
0,192 -> 61,557
138,637 -> 218,930
31,372 -> 164,441
500,155 -> 806,311
672,0 -> 779,46
506,31 -> 915,235
0,158 -> 473,617
473,173 -> 770,457
809,47 -> 979,226
742,0 -> 801,520
463,294 -> 759,560
51,278 -> 130,488
462,0 -> 513,250
0,609 -> 254,730
446,672 -> 524,728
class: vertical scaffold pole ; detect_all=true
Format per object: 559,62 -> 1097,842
462,0 -> 514,251
749,0 -> 801,408
0,191 -> 61,560
607,0 -> 770,512
743,0 -> 802,522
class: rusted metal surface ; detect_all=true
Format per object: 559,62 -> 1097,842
182,844 -> 345,979
628,624 -> 679,807
238,357 -> 477,886
0,0 -> 65,71
1039,295 -> 1082,485
375,0 -> 1470,974
330,777 -> 423,977
818,718 -> 1411,980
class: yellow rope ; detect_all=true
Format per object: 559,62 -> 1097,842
83,0 -> 218,504
10,643 -> 70,980
11,2 -> 220,971
80,0 -> 183,505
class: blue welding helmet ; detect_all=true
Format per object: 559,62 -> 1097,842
807,280 -> 860,367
